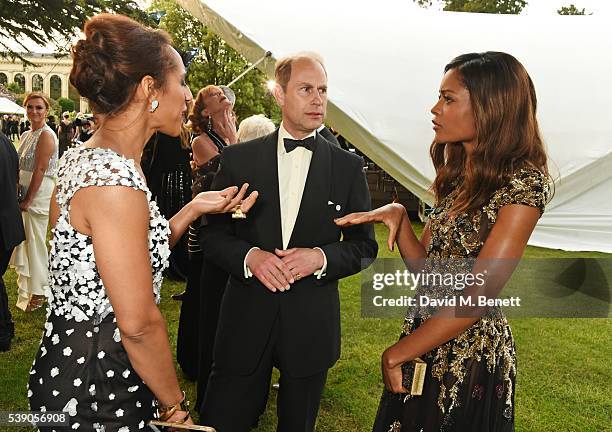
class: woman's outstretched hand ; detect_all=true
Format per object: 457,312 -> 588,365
191,183 -> 259,216
334,203 -> 407,251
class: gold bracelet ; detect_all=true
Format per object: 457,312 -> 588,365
158,391 -> 190,422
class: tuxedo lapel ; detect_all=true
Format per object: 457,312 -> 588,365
255,130 -> 284,250
287,133 -> 332,248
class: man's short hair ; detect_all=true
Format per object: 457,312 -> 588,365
274,52 -> 327,91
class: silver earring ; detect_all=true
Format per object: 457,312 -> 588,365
149,99 -> 159,113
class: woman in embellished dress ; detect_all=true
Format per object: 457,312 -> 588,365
336,52 -> 551,431
27,14 -> 257,431
11,92 -> 58,311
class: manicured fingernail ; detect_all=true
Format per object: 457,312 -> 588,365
285,285 -> 290,290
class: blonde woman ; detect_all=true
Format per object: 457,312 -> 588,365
11,92 -> 58,311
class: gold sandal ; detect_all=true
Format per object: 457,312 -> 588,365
25,295 -> 46,312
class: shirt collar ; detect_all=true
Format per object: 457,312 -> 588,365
277,122 -> 317,155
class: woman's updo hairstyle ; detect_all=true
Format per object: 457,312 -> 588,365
70,13 -> 174,115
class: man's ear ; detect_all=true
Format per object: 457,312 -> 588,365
272,83 -> 285,107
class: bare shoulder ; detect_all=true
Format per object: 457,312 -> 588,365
70,184 -> 149,236
37,130 -> 56,146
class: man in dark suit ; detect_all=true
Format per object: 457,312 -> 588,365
0,131 -> 25,351
318,124 -> 341,148
199,53 -> 378,431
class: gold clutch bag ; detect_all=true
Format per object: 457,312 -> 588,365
149,420 -> 216,431
401,357 -> 427,395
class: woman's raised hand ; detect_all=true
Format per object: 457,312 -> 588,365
191,183 -> 258,216
216,107 -> 237,144
335,203 -> 407,251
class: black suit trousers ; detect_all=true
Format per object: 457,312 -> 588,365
0,247 -> 15,347
200,312 -> 328,432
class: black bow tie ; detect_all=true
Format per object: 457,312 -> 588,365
283,136 -> 315,153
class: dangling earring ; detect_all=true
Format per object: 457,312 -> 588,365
149,99 -> 159,113
206,115 -> 212,132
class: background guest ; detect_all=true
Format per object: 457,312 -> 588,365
236,114 -> 276,143
0,130 -> 25,351
10,92 -> 58,312
176,85 -> 235,391
57,112 -> 76,158
46,115 -> 58,135
77,116 -> 95,143
1,115 -> 9,136
10,115 -> 21,140
19,117 -> 29,136
142,126 -> 193,281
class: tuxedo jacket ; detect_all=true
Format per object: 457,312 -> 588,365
200,130 -> 377,377
319,126 -> 341,148
0,132 -> 25,252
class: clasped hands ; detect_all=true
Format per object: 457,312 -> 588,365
246,247 -> 325,292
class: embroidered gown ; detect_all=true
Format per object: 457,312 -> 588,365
28,147 -> 170,431
372,168 -> 549,432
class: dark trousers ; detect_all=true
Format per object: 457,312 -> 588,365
0,247 -> 15,350
195,258 -> 229,407
200,314 -> 328,432
177,251 -> 203,381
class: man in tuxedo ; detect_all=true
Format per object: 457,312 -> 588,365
0,131 -> 25,351
199,53 -> 378,431
318,124 -> 341,148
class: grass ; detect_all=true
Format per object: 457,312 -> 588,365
0,223 -> 610,432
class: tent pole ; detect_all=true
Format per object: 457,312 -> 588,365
226,51 -> 272,87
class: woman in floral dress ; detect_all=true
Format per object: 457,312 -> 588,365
336,52 -> 551,431
27,14 -> 257,431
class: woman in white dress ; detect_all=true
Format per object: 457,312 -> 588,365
11,92 -> 58,311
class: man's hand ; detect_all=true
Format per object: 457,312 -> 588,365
275,248 -> 325,281
246,249 -> 294,292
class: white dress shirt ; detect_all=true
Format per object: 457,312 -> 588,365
244,123 -> 327,279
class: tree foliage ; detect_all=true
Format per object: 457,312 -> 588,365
414,0 -> 526,14
0,0 -> 154,61
443,0 -> 526,13
5,82 -> 22,94
150,0 -> 280,124
57,97 -> 75,114
558,4 -> 591,15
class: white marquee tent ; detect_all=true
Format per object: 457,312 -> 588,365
178,0 -> 612,253
0,97 -> 25,115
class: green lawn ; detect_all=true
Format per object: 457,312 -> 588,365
0,223 -> 610,432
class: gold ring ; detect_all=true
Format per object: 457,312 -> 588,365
295,273 -> 302,281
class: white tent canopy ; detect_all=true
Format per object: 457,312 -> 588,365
178,0 -> 612,253
0,97 -> 25,115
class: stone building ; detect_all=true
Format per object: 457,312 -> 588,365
0,52 -> 88,112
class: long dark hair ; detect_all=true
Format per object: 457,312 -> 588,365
430,52 -> 549,213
